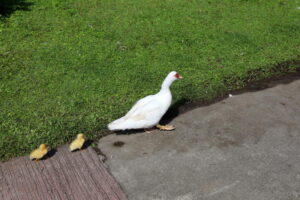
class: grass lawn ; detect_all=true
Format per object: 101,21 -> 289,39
1,0 -> 300,161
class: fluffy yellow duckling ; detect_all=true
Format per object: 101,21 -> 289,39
69,133 -> 86,152
30,144 -> 49,161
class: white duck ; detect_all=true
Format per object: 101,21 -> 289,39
108,71 -> 183,132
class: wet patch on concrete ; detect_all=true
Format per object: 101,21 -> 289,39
113,141 -> 125,147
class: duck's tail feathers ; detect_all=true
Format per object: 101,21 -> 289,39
108,117 -> 127,131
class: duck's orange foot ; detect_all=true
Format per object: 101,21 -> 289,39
156,124 -> 175,131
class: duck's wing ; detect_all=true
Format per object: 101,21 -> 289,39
108,95 -> 162,130
124,95 -> 155,118
124,99 -> 162,122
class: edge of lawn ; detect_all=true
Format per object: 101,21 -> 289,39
1,59 -> 300,162
89,59 -> 300,158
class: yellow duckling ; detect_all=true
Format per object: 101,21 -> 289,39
69,133 -> 86,152
30,144 -> 49,161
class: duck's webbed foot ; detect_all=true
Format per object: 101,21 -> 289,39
156,124 -> 175,131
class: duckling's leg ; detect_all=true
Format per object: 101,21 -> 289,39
156,124 -> 175,131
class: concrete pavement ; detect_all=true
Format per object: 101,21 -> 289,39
98,78 -> 300,200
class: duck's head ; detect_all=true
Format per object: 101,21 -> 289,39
77,133 -> 85,139
39,144 -> 47,150
161,71 -> 183,89
168,71 -> 183,81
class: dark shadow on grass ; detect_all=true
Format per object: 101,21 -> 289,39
175,60 -> 300,116
223,60 -> 300,95
0,0 -> 33,19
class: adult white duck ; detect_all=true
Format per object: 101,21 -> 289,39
108,71 -> 183,132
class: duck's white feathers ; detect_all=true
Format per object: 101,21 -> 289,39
108,95 -> 166,130
108,71 -> 180,131
124,95 -> 155,118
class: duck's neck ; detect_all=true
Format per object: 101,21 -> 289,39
160,77 -> 173,92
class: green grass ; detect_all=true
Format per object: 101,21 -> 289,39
1,0 -> 300,161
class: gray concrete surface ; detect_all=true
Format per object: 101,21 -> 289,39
98,79 -> 300,200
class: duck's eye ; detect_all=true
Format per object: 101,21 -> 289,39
175,73 -> 182,79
